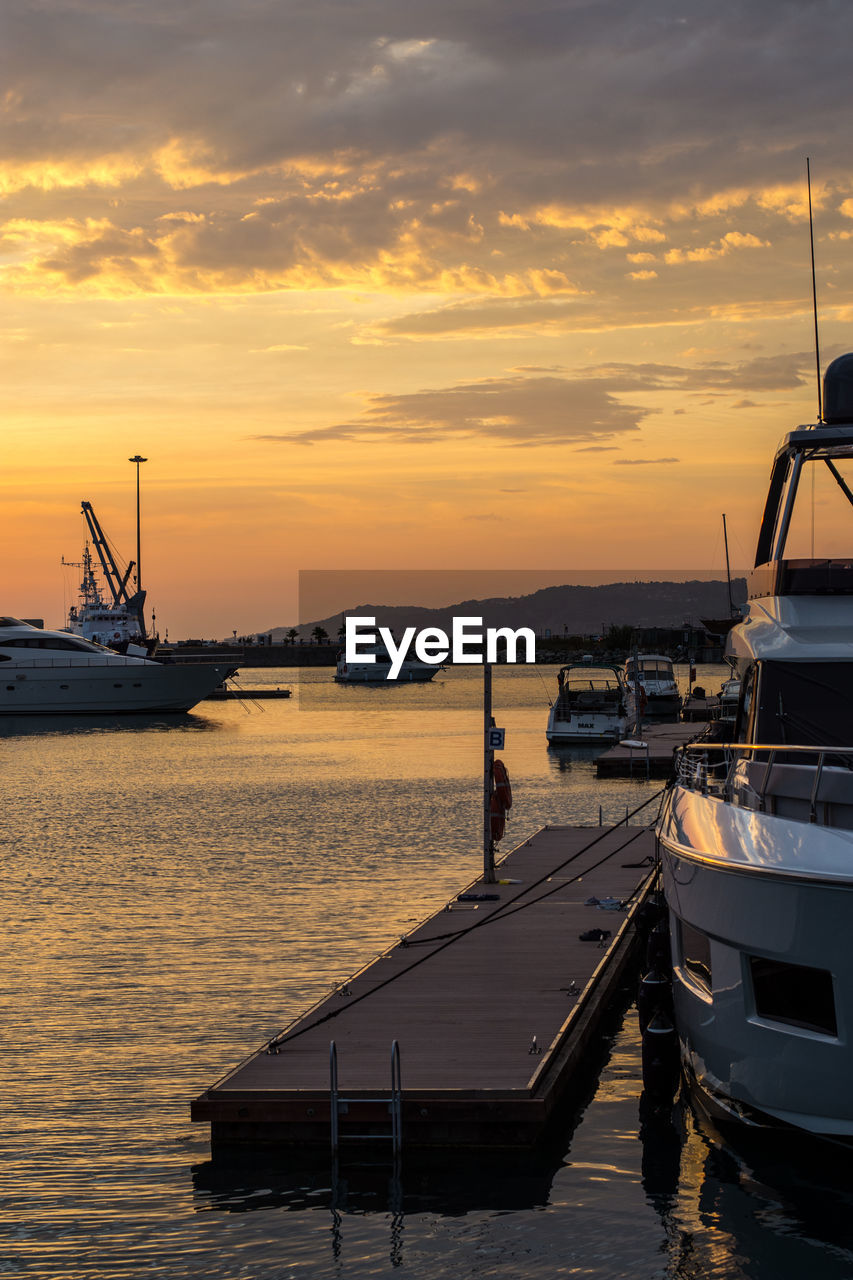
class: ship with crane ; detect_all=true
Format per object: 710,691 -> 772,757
63,501 -> 156,655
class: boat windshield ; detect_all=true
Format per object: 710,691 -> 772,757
778,451 -> 853,561
565,674 -> 621,690
753,661 -> 853,749
628,664 -> 673,681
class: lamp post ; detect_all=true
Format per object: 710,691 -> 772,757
128,455 -> 147,591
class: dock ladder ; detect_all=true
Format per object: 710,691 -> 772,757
330,1039 -> 402,1156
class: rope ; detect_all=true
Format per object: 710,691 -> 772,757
407,822 -> 653,945
535,664 -> 555,706
266,786 -> 666,1053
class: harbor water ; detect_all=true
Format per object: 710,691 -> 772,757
3,663 -> 853,1279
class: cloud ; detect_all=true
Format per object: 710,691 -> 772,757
252,373 -> 650,447
580,353 -> 812,394
5,0 -> 853,308
613,457 -> 679,465
249,349 -> 817,452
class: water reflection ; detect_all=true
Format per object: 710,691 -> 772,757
192,1144 -> 562,1218
637,1079 -> 853,1278
0,710 -> 222,738
546,743 -> 601,772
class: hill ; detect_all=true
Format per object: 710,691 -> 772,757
266,578 -> 747,641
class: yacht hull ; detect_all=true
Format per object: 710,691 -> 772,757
659,785 -> 853,1136
545,710 -> 626,744
334,664 -> 439,683
0,660 -> 236,714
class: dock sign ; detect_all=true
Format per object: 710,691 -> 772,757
486,727 -> 506,750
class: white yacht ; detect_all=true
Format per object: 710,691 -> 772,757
546,663 -> 629,744
0,618 -> 237,714
335,641 -> 440,683
657,351 -> 853,1137
623,653 -> 681,720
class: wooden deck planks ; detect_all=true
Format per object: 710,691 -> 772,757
193,824 -> 659,1146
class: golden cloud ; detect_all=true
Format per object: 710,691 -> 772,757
0,155 -> 143,195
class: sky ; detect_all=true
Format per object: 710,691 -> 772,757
4,0 -> 853,638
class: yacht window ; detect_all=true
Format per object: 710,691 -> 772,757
749,956 -> 837,1036
678,918 -> 712,990
1,636 -> 91,651
0,655 -> 10,662
753,661 -> 853,749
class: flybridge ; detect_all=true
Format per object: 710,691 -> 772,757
345,616 -> 536,678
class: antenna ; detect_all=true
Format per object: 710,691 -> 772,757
807,157 -> 823,421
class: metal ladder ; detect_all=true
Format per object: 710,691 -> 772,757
330,1039 -> 402,1156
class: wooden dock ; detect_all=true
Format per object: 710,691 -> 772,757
680,693 -> 720,722
192,824 -> 659,1151
594,721 -> 706,777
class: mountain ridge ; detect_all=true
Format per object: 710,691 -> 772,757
266,578 -> 747,640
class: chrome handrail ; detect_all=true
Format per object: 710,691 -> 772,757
674,742 -> 853,817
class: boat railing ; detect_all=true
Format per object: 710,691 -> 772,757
674,743 -> 853,827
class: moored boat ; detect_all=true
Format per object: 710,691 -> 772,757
546,663 -> 630,744
656,352 -> 853,1137
623,653 -> 681,720
0,618 -> 237,714
335,641 -> 440,683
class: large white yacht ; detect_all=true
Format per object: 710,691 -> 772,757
657,352 -> 853,1137
545,663 -> 630,744
0,618 -> 237,714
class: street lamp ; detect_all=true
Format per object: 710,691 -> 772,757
128,455 -> 147,591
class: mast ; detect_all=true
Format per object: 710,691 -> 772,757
807,157 -> 823,422
722,513 -> 735,615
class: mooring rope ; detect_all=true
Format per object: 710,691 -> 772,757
265,785 -> 667,1052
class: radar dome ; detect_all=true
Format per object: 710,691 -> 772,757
823,352 -> 853,423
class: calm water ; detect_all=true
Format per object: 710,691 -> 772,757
2,663 -> 853,1279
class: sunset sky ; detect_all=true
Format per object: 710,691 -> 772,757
4,0 -> 853,637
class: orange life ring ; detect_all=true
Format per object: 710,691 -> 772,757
493,758 -> 512,811
490,792 -> 506,841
